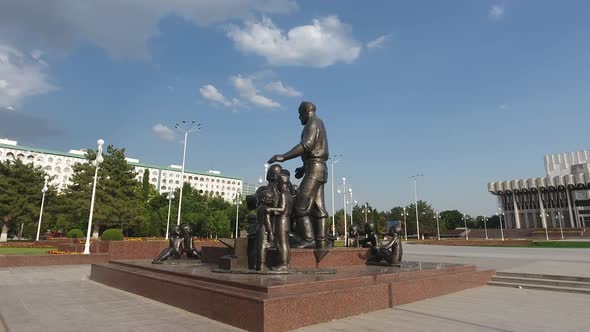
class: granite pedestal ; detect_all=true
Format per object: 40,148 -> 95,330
90,255 -> 493,332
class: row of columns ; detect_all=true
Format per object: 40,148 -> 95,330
496,187 -> 583,229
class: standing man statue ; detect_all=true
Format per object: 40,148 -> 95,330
268,101 -> 329,249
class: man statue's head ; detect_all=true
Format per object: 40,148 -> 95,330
298,101 -> 316,125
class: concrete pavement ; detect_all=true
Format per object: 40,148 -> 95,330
1,245 -> 590,331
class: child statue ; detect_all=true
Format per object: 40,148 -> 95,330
265,173 -> 293,272
153,225 -> 183,263
378,225 -> 403,265
348,224 -> 360,247
256,189 -> 276,271
180,223 -> 201,259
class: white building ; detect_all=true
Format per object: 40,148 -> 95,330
0,138 -> 243,202
488,150 -> 590,229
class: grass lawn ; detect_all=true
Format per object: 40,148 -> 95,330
0,247 -> 56,255
530,241 -> 590,248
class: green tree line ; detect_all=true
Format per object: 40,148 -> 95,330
0,145 -> 249,240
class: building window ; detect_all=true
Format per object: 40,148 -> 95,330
17,154 -> 25,161
151,178 -> 157,182
175,180 -> 179,185
48,157 -> 53,163
66,160 -> 71,165
44,166 -> 52,171
56,158 -> 62,164
6,152 -> 14,159
27,155 -> 34,161
55,166 -> 61,173
161,185 -> 167,190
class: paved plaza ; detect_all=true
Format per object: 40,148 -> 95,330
1,244 -> 590,331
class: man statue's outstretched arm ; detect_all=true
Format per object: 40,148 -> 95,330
268,143 -> 304,163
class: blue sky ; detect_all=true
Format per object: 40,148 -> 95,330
1,0 -> 589,216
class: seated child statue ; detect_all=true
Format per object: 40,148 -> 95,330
359,222 -> 382,263
180,223 -> 201,259
256,189 -> 276,271
377,225 -> 403,265
348,224 -> 360,247
153,225 -> 183,263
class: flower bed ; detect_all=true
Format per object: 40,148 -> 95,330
0,243 -> 55,249
47,250 -> 82,255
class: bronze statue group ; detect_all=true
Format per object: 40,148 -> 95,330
152,101 -> 402,269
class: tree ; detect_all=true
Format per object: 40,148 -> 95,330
63,145 -> 144,237
0,160 -> 52,241
440,210 -> 464,230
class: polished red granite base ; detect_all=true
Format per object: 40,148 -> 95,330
90,259 -> 493,332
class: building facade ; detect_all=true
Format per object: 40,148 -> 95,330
488,150 -> 590,229
0,139 -> 243,202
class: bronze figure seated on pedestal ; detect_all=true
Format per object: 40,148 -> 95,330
153,223 -> 201,264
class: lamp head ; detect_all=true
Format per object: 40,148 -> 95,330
44,175 -> 49,181
42,186 -> 48,193
97,139 -> 104,146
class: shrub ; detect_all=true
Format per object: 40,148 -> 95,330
101,229 -> 124,241
67,229 -> 84,238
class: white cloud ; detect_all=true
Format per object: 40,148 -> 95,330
265,80 -> 302,97
231,74 -> 280,108
4,105 -> 14,111
227,16 -> 361,68
0,44 -> 55,108
499,104 -> 509,110
199,84 -> 237,107
489,5 -> 504,20
0,0 -> 297,58
152,123 -> 175,142
367,34 -> 390,49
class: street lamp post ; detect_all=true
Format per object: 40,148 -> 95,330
329,155 -> 342,237
84,139 -> 104,255
35,175 -> 49,241
337,177 -> 348,246
174,121 -> 201,226
259,163 -> 269,184
497,208 -> 505,241
556,211 -> 564,240
435,211 -> 441,241
348,188 -> 354,225
402,207 -> 408,240
363,203 -> 371,224
235,193 -> 241,239
410,174 -> 423,240
540,212 -> 550,240
462,216 -> 469,240
165,190 -> 175,240
484,217 -> 489,240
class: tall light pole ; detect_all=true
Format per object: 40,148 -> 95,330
435,211 -> 441,241
337,177 -> 348,246
462,215 -> 469,240
363,203 -> 371,224
402,207 -> 408,240
410,174 -> 423,240
497,208 -> 505,241
84,139 -> 104,255
329,154 -> 342,237
348,187 -> 354,225
174,121 -> 201,226
556,212 -> 564,240
484,217 -> 489,240
235,193 -> 241,239
540,212 -> 550,240
165,190 -> 175,240
35,175 -> 49,241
